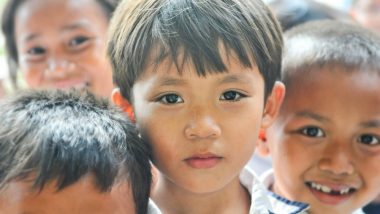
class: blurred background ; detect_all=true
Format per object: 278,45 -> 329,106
0,0 -> 364,97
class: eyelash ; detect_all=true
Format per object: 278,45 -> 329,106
68,36 -> 91,47
219,90 -> 247,102
357,134 -> 380,146
27,47 -> 46,55
155,93 -> 184,104
154,90 -> 248,105
25,36 -> 91,56
298,126 -> 325,138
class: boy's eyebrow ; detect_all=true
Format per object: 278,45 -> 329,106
157,77 -> 187,86
61,21 -> 91,31
22,21 -> 90,42
360,120 -> 380,128
219,74 -> 252,84
22,33 -> 40,42
294,111 -> 330,122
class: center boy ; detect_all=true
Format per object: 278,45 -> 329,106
108,0 -> 285,213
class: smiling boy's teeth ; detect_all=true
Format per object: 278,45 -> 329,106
321,185 -> 331,193
340,188 -> 350,195
309,182 -> 353,195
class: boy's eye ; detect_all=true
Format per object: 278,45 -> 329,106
157,94 -> 184,104
358,134 -> 379,145
27,47 -> 46,55
68,36 -> 90,47
220,91 -> 246,102
299,126 -> 325,138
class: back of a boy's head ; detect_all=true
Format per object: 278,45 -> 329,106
0,89 -> 151,214
282,20 -> 380,84
108,0 -> 283,101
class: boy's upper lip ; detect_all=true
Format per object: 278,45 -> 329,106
184,152 -> 222,160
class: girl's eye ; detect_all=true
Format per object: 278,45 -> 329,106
68,36 -> 90,47
157,94 -> 184,104
358,134 -> 379,146
220,91 -> 246,102
299,126 -> 325,138
27,47 -> 45,55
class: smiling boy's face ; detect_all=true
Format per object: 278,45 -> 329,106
265,67 -> 380,213
0,175 -> 135,214
14,0 -> 114,98
127,52 -> 284,194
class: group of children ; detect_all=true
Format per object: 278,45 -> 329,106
0,0 -> 379,213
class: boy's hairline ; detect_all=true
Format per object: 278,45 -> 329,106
117,42 -> 274,103
1,169 -> 130,194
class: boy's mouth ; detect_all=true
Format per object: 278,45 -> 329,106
184,153 -> 222,169
305,181 -> 357,205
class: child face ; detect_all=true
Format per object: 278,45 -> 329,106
0,176 -> 135,213
266,68 -> 380,213
352,0 -> 380,35
129,54 -> 283,194
14,0 -> 114,97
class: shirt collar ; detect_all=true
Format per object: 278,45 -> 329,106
260,169 -> 310,214
240,166 -> 274,214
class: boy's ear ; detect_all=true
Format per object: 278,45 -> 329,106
261,81 -> 285,129
111,88 -> 135,122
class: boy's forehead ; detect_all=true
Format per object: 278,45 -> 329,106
141,47 -> 260,80
282,67 -> 380,114
0,177 -> 135,213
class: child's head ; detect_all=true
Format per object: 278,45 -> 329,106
109,0 -> 284,197
350,0 -> 380,35
0,89 -> 151,214
258,20 -> 380,213
1,0 -> 118,97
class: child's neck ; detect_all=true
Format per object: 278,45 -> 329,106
151,172 -> 251,214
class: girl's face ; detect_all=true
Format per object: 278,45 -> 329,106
14,0 -> 114,97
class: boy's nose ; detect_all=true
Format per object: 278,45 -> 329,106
184,110 -> 221,140
44,57 -> 74,79
318,143 -> 354,176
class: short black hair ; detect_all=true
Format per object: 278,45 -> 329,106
1,0 -> 120,88
0,89 -> 151,214
282,20 -> 380,85
108,0 -> 283,102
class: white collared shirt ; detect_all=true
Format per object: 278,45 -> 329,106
260,169 -> 365,214
148,166 -> 273,214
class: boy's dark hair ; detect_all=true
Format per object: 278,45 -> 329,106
1,0 -> 120,88
0,89 -> 151,214
268,0 -> 350,32
108,0 -> 283,102
282,20 -> 380,84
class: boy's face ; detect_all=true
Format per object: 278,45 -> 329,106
0,176 -> 135,213
129,54 -> 283,193
264,68 -> 380,213
351,0 -> 380,35
14,0 -> 114,98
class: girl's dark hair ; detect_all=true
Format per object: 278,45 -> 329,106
1,0 -> 119,88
